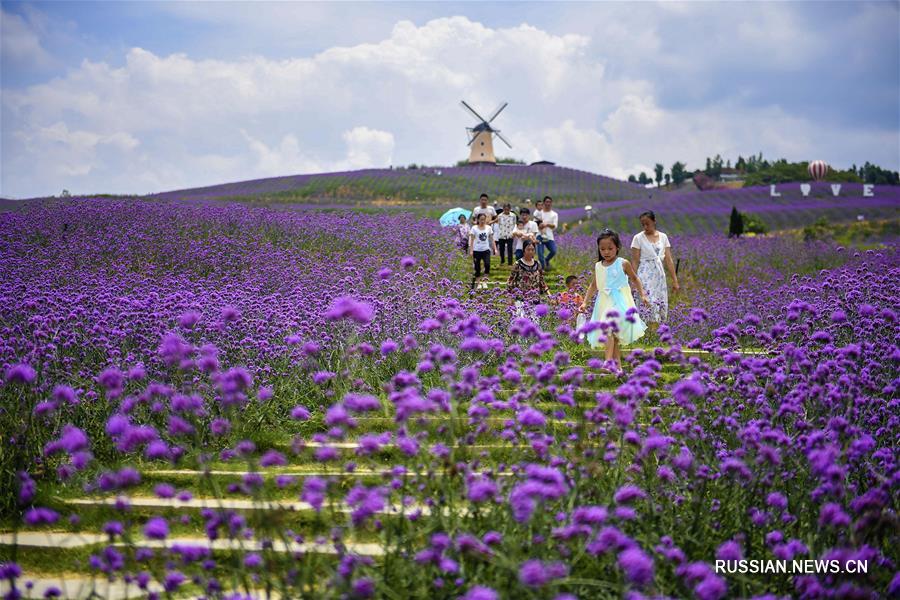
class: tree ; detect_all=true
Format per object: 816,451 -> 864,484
654,163 -> 664,187
638,172 -> 650,185
726,159 -> 731,169
711,154 -> 723,179
728,206 -> 744,238
671,162 -> 687,186
705,157 -> 712,174
664,173 -> 671,187
736,156 -> 746,171
628,174 -> 637,183
743,213 -> 768,234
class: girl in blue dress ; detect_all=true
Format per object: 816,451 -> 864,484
580,229 -> 650,370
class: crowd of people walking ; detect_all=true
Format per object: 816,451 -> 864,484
454,195 -> 680,370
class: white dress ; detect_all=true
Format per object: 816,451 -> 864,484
630,231 -> 670,323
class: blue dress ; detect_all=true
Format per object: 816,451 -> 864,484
586,258 -> 647,347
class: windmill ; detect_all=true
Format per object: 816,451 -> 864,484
460,100 -> 511,164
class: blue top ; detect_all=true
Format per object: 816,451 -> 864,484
599,257 -> 627,292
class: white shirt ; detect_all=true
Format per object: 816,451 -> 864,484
513,221 -> 539,251
630,231 -> 671,256
537,210 -> 558,241
497,212 -> 517,239
470,224 -> 493,252
630,230 -> 670,277
472,206 -> 497,223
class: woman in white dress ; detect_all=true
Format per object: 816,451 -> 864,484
630,211 -> 680,332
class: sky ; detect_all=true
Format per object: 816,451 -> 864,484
1,1 -> 898,199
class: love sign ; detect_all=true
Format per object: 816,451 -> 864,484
770,184 -> 875,197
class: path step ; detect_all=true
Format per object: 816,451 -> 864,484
147,468 -> 514,479
0,531 -> 385,557
0,575 -> 160,600
60,496 -> 457,518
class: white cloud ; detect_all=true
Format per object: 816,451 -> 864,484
343,127 -> 395,169
1,7 -> 55,69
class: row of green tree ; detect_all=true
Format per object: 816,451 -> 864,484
627,162 -> 689,187
453,157 -> 526,167
628,154 -> 899,188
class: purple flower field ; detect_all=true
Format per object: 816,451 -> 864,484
147,164 -> 646,207
583,183 -> 900,236
1,197 -> 898,599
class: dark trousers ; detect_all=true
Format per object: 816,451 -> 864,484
498,238 -> 513,265
473,250 -> 491,278
514,249 -> 524,261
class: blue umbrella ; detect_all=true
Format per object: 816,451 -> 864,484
439,207 -> 472,227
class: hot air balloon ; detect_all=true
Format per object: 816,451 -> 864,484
808,160 -> 829,181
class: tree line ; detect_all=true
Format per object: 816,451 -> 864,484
628,154 -> 899,188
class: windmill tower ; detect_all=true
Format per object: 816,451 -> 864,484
461,100 -> 512,164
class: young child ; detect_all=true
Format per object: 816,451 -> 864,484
580,229 -> 650,370
558,275 -> 583,308
456,214 -> 470,252
557,275 -> 586,334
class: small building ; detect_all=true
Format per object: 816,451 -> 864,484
719,168 -> 744,182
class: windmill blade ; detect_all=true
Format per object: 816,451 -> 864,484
494,130 -> 512,149
460,100 -> 488,123
487,101 -> 508,123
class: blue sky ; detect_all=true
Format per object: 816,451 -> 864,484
2,1 -> 898,198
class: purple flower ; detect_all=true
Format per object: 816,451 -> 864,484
352,578 -> 375,598
154,484 -> 176,499
24,507 -> 59,525
51,385 -> 77,404
344,393 -> 381,412
325,296 -> 374,324
177,310 -> 201,329
302,477 -> 327,512
517,407 -> 546,428
766,492 -> 788,510
518,559 -> 568,588
163,571 -> 186,593
0,562 -> 22,579
458,586 -> 498,600
467,478 -> 498,503
614,485 -> 646,504
243,553 -> 262,569
715,540 -> 743,561
618,547 -> 654,586
220,306 -> 241,322
819,502 -> 851,528
5,363 -> 36,384
144,516 -> 169,540
291,405 -> 311,420
260,450 -> 287,467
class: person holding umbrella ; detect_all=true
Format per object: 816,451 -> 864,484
455,214 -> 470,252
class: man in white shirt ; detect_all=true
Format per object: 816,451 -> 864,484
472,193 -> 497,225
536,196 -> 559,270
